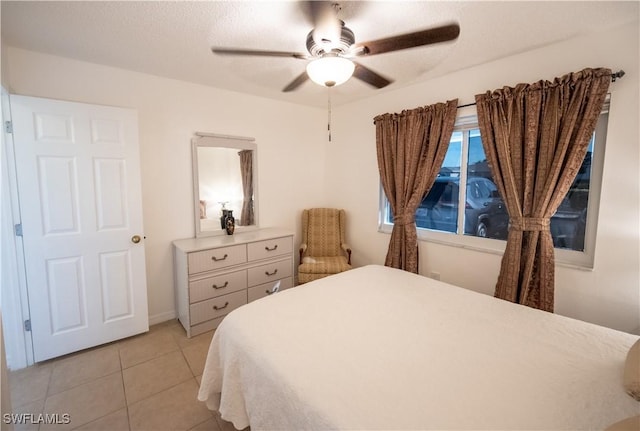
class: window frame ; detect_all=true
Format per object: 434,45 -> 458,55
378,101 -> 610,270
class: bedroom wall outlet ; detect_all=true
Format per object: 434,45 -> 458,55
429,271 -> 441,280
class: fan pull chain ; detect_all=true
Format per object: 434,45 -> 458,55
327,86 -> 332,142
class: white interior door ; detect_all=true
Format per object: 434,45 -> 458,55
10,95 -> 148,362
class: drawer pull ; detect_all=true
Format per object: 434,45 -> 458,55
212,281 -> 229,290
265,269 -> 278,276
213,301 -> 229,311
211,254 -> 228,262
265,244 -> 278,251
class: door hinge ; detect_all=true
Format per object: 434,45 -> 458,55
4,121 -> 12,134
24,319 -> 31,332
14,223 -> 23,237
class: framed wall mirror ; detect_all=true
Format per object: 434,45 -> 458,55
192,133 -> 258,237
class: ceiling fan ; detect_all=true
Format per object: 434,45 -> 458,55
211,2 -> 460,92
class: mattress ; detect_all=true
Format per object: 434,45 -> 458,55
198,265 -> 639,430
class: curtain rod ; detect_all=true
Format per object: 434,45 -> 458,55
456,70 -> 625,109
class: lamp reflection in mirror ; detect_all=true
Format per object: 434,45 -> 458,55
198,161 -> 243,225
306,57 -> 355,87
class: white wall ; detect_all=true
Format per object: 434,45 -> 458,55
327,21 -> 640,333
4,47 -> 329,325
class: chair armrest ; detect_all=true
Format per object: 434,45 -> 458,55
299,243 -> 308,262
341,244 -> 352,265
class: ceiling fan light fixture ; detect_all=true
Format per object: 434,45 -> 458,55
306,57 -> 355,87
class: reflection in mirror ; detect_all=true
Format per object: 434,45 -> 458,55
192,133 -> 258,237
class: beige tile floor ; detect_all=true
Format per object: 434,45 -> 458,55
6,320 -> 240,431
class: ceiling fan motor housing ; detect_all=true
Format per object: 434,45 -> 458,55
211,13 -> 459,92
306,22 -> 355,57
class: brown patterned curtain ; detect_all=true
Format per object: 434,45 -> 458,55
475,68 -> 611,311
238,150 -> 254,226
375,100 -> 458,273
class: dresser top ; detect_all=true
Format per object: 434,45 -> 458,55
173,227 -> 294,253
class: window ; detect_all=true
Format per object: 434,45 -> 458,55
379,107 -> 609,268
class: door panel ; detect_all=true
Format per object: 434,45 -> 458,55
38,156 -> 81,234
46,255 -> 87,334
99,250 -> 134,322
11,95 -> 148,362
94,158 -> 128,230
34,112 -> 75,143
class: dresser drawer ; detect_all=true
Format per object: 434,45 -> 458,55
189,290 -> 247,325
248,277 -> 293,303
188,244 -> 246,274
247,258 -> 293,287
189,270 -> 247,303
247,236 -> 293,262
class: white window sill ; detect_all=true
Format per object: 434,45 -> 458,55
377,223 -> 594,271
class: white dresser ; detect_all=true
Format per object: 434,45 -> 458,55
173,228 -> 295,337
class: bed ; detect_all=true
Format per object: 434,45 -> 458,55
198,265 -> 639,430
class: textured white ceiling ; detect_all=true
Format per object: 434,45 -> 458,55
1,1 -> 637,107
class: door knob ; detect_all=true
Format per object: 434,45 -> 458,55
131,235 -> 142,244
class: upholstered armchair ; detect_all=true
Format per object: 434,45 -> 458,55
298,208 -> 352,284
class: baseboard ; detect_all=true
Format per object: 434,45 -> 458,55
148,310 -> 177,326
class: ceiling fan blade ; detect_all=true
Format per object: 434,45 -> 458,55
353,62 -> 393,89
282,71 -> 309,92
352,23 -> 460,56
212,47 -> 309,60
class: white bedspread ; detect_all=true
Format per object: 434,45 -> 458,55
198,265 -> 640,430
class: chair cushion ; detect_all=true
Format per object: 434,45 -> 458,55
298,256 -> 351,275
305,209 -> 343,257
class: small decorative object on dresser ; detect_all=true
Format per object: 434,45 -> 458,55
173,228 -> 294,337
224,210 -> 235,235
219,203 -> 230,229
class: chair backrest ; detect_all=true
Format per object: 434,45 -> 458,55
301,208 -> 346,257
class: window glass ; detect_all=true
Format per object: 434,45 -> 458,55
465,129 -> 508,239
549,138 -> 593,251
415,132 -> 462,233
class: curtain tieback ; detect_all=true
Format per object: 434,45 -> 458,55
510,217 -> 551,231
393,212 -> 416,226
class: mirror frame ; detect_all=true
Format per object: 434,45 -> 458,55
192,132 -> 259,237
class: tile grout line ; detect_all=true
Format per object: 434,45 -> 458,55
44,360 -> 56,400
122,349 -> 195,408
55,341 -> 127,430
118,348 -> 132,431
191,415 -> 221,431
45,345 -> 122,398
63,371 -> 126,431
